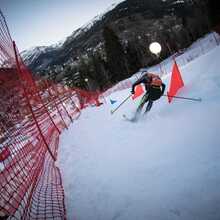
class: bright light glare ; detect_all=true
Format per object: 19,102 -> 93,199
149,42 -> 162,55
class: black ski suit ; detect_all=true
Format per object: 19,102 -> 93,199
131,73 -> 166,115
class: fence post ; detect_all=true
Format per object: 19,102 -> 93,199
46,80 -> 68,129
25,73 -> 61,134
51,84 -> 73,123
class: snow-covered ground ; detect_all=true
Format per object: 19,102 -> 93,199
58,38 -> 220,220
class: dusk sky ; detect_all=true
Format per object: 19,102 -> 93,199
0,0 -> 123,51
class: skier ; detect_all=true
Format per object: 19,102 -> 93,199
131,72 -> 166,119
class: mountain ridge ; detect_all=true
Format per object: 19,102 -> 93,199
22,0 -> 212,88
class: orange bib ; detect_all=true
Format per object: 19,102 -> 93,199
148,73 -> 162,87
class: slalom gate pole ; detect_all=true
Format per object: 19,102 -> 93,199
110,94 -> 132,114
163,94 -> 202,102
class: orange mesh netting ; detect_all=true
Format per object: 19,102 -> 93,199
0,10 -> 105,220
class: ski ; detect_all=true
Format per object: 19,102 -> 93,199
122,114 -> 138,122
123,110 -> 150,122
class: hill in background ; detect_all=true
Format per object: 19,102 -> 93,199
22,0 -> 218,90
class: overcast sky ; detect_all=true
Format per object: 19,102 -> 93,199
1,0 -> 123,51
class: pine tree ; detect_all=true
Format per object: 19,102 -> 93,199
103,26 -> 127,83
91,53 -> 109,90
125,41 -> 142,75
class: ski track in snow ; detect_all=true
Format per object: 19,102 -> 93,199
58,41 -> 220,220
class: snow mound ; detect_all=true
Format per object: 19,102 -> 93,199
58,40 -> 220,220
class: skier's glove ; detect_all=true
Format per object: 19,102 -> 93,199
131,90 -> 135,94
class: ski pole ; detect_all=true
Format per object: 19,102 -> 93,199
110,94 -> 132,114
163,94 -> 202,102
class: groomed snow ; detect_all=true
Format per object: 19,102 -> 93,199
58,40 -> 220,220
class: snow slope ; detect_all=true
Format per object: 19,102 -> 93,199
58,43 -> 220,220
